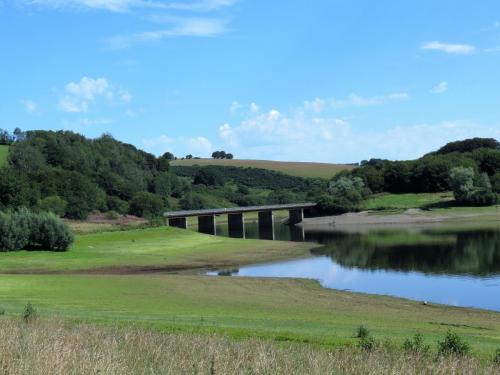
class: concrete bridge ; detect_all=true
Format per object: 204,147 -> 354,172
164,203 -> 316,240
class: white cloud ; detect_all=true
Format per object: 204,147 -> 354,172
430,81 -> 448,94
302,92 -> 409,113
421,41 -> 475,55
250,102 -> 259,114
142,134 -> 213,156
229,100 -> 241,113
58,76 -> 131,112
21,99 -> 38,114
106,17 -> 226,49
215,102 -> 500,162
18,0 -> 235,12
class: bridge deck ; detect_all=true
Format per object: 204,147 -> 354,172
164,203 -> 316,218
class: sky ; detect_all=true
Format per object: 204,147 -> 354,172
1,0 -> 500,163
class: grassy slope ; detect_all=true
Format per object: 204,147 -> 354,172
0,227 -> 313,273
0,227 -> 498,354
0,274 -> 499,354
362,192 -> 454,211
0,144 -> 9,166
171,158 -> 354,179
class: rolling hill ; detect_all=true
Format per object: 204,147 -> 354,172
171,158 -> 355,179
0,145 -> 9,166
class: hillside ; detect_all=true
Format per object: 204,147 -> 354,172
0,145 -> 8,166
171,158 -> 355,178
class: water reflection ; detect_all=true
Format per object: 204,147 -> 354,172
310,229 -> 500,277
210,219 -> 500,311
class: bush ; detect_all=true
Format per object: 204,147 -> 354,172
403,333 -> 430,354
437,331 -> 470,357
105,210 -> 120,220
494,348 -> 500,365
22,303 -> 36,323
129,192 -> 165,218
355,325 -> 369,339
359,335 -> 376,352
0,209 -> 73,252
38,195 -> 67,217
106,196 -> 129,215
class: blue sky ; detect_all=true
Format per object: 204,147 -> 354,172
1,0 -> 500,162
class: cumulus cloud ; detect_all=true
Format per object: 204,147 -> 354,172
421,41 -> 475,55
430,81 -> 449,94
216,103 -> 500,162
58,76 -> 131,113
142,134 -> 213,156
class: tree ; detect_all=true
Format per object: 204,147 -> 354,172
226,153 -> 234,159
129,192 -> 165,218
185,154 -> 193,159
449,167 -> 497,206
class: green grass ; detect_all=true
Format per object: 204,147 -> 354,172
0,144 -> 9,166
0,274 -> 498,354
0,226 -> 313,273
362,192 -> 454,211
171,158 -> 354,179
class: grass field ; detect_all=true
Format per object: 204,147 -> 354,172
0,144 -> 9,166
0,227 -> 498,356
0,227 -> 313,273
0,319 -> 497,374
171,158 -> 355,179
362,192 -> 455,211
0,274 -> 499,354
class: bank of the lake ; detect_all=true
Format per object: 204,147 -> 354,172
0,225 -> 498,355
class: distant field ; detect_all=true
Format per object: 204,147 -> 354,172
0,145 -> 9,166
171,158 -> 355,179
362,192 -> 454,211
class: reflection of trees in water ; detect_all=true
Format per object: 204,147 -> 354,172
310,229 -> 500,276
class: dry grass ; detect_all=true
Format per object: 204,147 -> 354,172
171,158 -> 355,179
0,319 -> 497,375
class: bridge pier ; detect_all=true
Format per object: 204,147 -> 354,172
168,217 -> 188,229
258,211 -> 274,240
288,208 -> 304,225
290,225 -> 305,242
228,213 -> 245,238
198,215 -> 216,235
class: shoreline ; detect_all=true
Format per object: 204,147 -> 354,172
301,208 -> 500,232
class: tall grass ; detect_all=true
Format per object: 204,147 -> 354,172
0,319 -> 496,375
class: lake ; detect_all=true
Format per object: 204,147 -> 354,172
208,219 -> 500,311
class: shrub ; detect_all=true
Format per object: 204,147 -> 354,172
129,192 -> 165,218
437,331 -> 470,356
0,307 -> 5,316
359,335 -> 376,352
403,333 -> 430,354
38,195 -> 67,217
105,210 -> 120,220
0,209 -> 73,252
22,303 -> 36,323
32,212 -> 74,251
494,348 -> 500,365
106,196 -> 129,215
355,325 -> 369,339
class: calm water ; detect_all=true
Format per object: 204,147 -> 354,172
209,220 -> 500,311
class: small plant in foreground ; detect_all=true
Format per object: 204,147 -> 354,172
403,333 -> 430,354
355,325 -> 369,339
494,348 -> 500,365
22,303 -> 36,323
438,331 -> 470,356
358,335 -> 376,352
